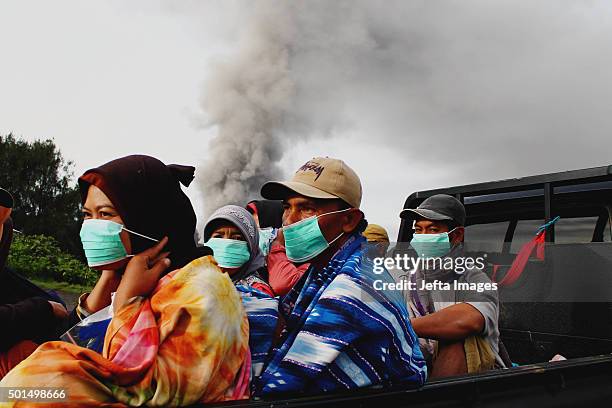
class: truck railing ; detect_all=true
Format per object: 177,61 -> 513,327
204,354 -> 612,407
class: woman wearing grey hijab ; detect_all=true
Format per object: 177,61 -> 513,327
204,205 -> 279,383
203,205 -> 273,296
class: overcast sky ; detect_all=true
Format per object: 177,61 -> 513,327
2,1 -> 612,240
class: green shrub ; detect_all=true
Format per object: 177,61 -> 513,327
7,233 -> 97,287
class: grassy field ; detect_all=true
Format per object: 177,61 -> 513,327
31,278 -> 91,294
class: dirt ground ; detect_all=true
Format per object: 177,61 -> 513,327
56,290 -> 80,311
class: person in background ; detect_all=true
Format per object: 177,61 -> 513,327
246,199 -> 283,229
245,199 -> 282,257
246,199 -> 310,297
400,194 -> 503,378
362,223 -> 391,258
255,157 -> 427,396
0,156 -> 250,405
0,188 -> 68,379
204,205 -> 279,382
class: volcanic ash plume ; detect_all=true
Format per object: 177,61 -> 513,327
197,3 -> 296,215
197,0 -> 612,216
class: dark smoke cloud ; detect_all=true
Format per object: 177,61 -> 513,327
197,3 -> 295,213
197,0 -> 612,217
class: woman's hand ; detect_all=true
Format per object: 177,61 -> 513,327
48,301 -> 68,320
83,270 -> 123,314
113,237 -> 171,313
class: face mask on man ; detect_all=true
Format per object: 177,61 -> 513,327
205,237 -> 251,269
410,227 -> 460,259
283,208 -> 351,263
79,219 -> 158,268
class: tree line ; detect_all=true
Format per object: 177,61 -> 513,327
0,134 -> 96,285
1,133 -> 83,259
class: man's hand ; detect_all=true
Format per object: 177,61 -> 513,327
48,301 -> 68,320
272,228 -> 285,247
113,237 -> 171,313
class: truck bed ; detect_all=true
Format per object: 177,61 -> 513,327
205,355 -> 612,407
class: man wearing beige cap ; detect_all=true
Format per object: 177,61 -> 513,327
254,157 -> 426,396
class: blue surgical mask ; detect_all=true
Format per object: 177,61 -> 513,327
258,227 -> 275,256
410,228 -> 458,258
79,219 -> 158,268
283,208 -> 350,263
205,237 -> 251,269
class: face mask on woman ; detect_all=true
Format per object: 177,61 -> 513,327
205,237 -> 251,269
410,228 -> 459,259
283,208 -> 351,263
80,219 -> 158,268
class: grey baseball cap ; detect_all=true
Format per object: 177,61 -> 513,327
400,194 -> 466,226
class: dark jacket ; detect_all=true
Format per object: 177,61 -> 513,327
0,219 -> 63,351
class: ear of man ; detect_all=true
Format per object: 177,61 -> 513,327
316,198 -> 365,234
450,226 -> 465,245
341,208 -> 365,233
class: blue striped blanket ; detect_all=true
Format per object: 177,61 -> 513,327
255,234 -> 427,396
235,284 -> 280,380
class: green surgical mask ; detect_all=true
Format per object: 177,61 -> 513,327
410,228 -> 458,258
258,227 -> 275,256
79,219 -> 158,268
205,237 -> 251,269
283,208 -> 350,263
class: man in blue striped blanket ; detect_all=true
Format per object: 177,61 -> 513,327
255,157 -> 427,396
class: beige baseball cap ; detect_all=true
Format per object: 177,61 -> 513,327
363,224 -> 389,243
261,157 -> 362,209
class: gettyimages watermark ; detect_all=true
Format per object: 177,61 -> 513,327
359,241 -> 612,303
356,241 -> 499,304
373,252 -> 487,274
369,250 -> 497,297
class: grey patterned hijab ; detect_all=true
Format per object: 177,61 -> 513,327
203,205 -> 266,282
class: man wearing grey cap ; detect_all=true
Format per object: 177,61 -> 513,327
254,157 -> 427,396
400,194 -> 503,378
